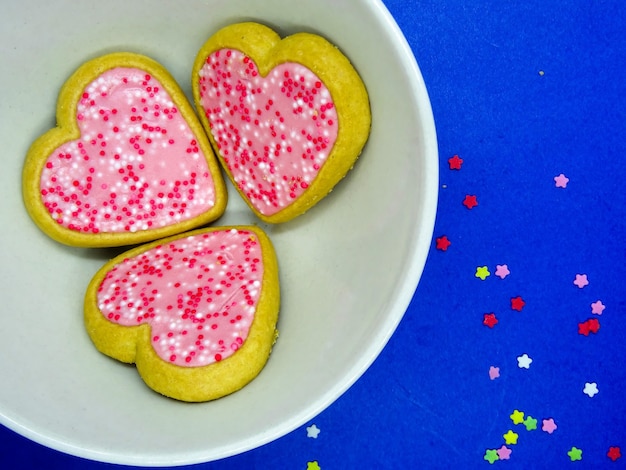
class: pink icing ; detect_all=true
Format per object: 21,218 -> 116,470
198,49 -> 338,216
40,67 -> 216,234
96,229 -> 264,367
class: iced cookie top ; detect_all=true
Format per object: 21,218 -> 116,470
39,67 -> 216,234
96,228 -> 264,367
198,49 -> 339,216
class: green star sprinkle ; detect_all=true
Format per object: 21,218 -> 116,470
567,447 -> 583,461
484,449 -> 499,464
475,266 -> 490,280
523,415 -> 538,431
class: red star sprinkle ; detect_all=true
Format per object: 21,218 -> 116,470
607,446 -> 621,461
587,318 -> 600,333
578,321 -> 590,336
435,235 -> 451,251
463,195 -> 478,209
448,154 -> 464,170
483,313 -> 498,328
511,296 -> 526,311
578,318 -> 600,336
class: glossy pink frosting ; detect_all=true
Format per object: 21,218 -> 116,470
198,49 -> 338,216
40,67 -> 216,234
96,229 -> 264,367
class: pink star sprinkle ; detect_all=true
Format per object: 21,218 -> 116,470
489,366 -> 500,380
497,445 -> 512,460
554,173 -> 569,188
573,274 -> 589,289
495,264 -> 510,279
542,418 -> 557,434
591,300 -> 605,315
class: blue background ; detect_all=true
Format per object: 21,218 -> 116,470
2,0 -> 625,468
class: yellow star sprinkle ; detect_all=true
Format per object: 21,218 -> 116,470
307,461 -> 321,470
503,430 -> 519,445
475,266 -> 490,280
510,409 -> 525,425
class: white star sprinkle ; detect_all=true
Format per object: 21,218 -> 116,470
306,424 -> 320,439
517,353 -> 533,369
583,382 -> 599,398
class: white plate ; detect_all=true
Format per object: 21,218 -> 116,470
0,0 -> 437,465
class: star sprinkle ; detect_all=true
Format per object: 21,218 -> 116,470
591,300 -> 605,315
510,296 -> 526,311
489,366 -> 500,380
573,274 -> 589,288
483,313 -> 498,328
583,382 -> 599,397
542,418 -> 557,434
435,235 -> 451,251
578,318 -> 600,336
463,194 -> 478,209
448,154 -> 464,170
475,266 -> 490,280
306,424 -> 321,439
495,264 -> 510,279
607,446 -> 622,461
517,354 -> 532,369
497,445 -> 512,460
307,461 -> 321,470
568,447 -> 583,461
503,430 -> 519,445
523,416 -> 538,431
484,449 -> 499,464
554,173 -> 569,188
510,410 -> 525,425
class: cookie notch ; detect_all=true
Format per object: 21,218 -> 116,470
192,22 -> 371,224
84,226 -> 280,402
23,52 -> 227,247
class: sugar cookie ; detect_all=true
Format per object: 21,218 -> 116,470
84,226 -> 280,402
192,22 -> 370,223
23,52 -> 227,247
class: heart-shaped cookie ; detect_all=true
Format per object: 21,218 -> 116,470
192,22 -> 371,223
23,52 -> 227,247
84,226 -> 279,402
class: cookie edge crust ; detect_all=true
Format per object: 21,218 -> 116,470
84,225 -> 280,402
192,22 -> 371,224
22,52 -> 228,248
